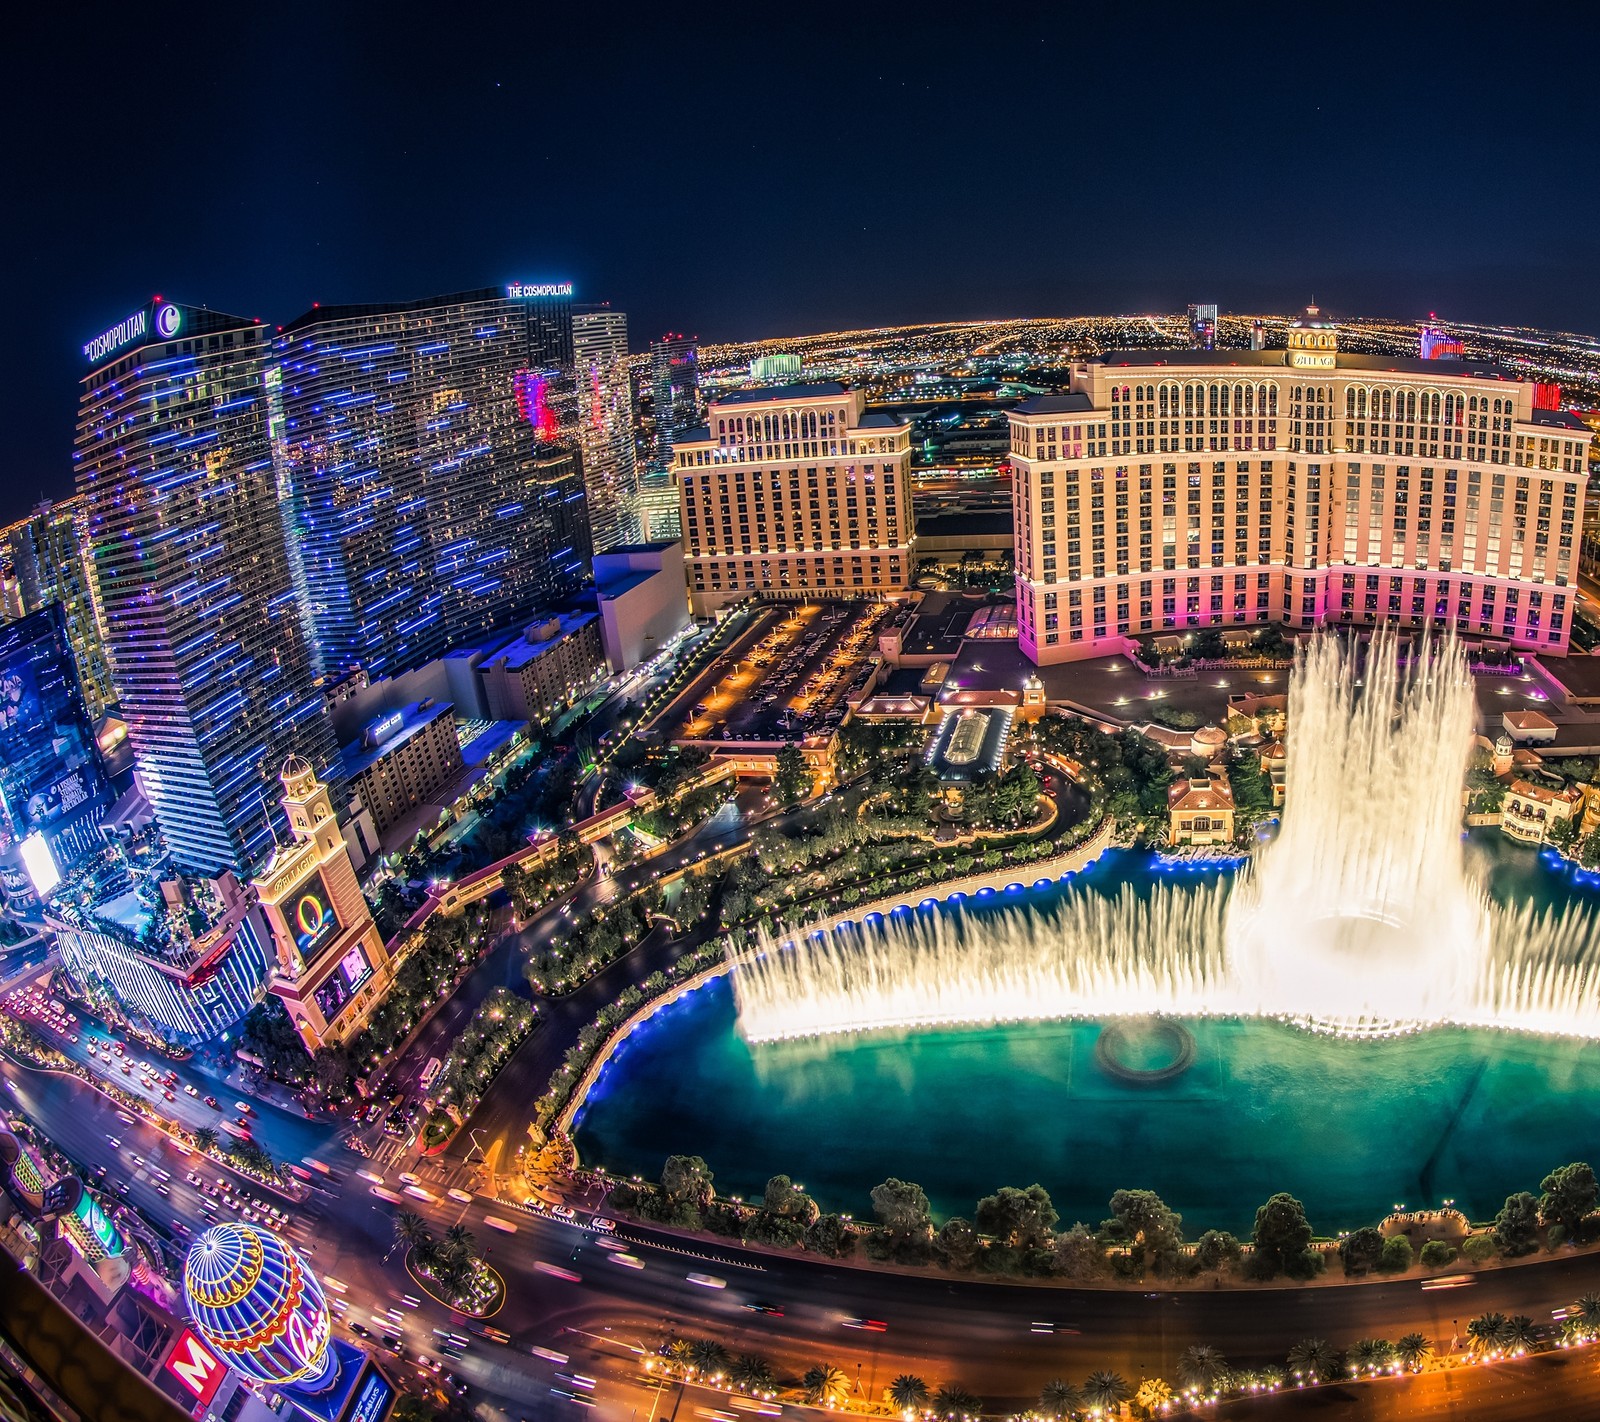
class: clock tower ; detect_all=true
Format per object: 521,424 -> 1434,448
255,757 -> 394,1052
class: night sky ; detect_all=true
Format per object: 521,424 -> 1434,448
8,3 -> 1600,519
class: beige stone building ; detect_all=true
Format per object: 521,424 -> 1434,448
1502,777 -> 1583,846
1168,774 -> 1236,846
673,381 -> 915,614
1008,308 -> 1589,664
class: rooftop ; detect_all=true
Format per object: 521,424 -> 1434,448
478,610 -> 599,671
1011,392 -> 1096,416
712,381 -> 847,406
337,699 -> 456,780
1531,407 -> 1590,431
1097,347 -> 1518,382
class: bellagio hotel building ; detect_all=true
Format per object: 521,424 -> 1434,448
672,381 -> 914,615
1009,308 -> 1591,664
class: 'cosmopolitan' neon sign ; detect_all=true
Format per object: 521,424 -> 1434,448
84,309 -> 148,363
507,282 -> 573,299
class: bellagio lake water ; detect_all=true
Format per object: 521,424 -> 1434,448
573,841 -> 1600,1235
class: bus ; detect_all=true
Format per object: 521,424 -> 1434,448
419,1058 -> 442,1092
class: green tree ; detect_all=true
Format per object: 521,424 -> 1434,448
1467,1312 -> 1512,1356
1038,1379 -> 1079,1419
887,1375 -> 930,1415
1339,1226 -> 1385,1276
1539,1161 -> 1598,1240
690,1339 -> 729,1379
660,1155 -> 715,1212
931,1385 -> 980,1421
1377,1235 -> 1413,1273
192,1126 -> 217,1154
1193,1229 -> 1242,1273
1052,1222 -> 1104,1279
1395,1333 -> 1431,1372
936,1217 -> 980,1270
1493,1191 -> 1540,1256
731,1355 -> 774,1394
773,746 -> 811,806
1177,1345 -> 1228,1392
1578,1293 -> 1600,1328
1286,1337 -> 1335,1383
761,1174 -> 818,1225
975,1183 -> 1058,1249
806,1214 -> 853,1258
1082,1371 -> 1131,1414
871,1178 -> 933,1238
1251,1192 -> 1314,1277
802,1365 -> 849,1406
1102,1188 -> 1184,1275
1350,1338 -> 1394,1375
1461,1232 -> 1496,1263
1506,1315 -> 1538,1352
1419,1240 -> 1457,1268
1549,815 -> 1582,851
1133,1378 -> 1173,1418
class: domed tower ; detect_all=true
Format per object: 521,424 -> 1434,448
1287,303 -> 1338,370
253,757 -> 394,1051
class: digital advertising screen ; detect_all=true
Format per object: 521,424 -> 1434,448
285,870 -> 341,960
0,607 -> 108,849
346,1366 -> 394,1422
312,944 -> 371,1023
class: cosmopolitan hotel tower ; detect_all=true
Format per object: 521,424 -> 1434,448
75,299 -> 335,874
673,382 -> 915,615
271,283 -> 591,680
1008,308 -> 1591,663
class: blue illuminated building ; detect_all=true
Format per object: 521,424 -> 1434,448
271,284 -> 593,681
74,300 -> 335,874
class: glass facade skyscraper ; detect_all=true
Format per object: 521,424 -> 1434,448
0,496 -> 115,720
75,300 -> 335,874
0,604 -> 113,897
642,333 -> 701,540
271,285 -> 592,679
572,305 -> 640,551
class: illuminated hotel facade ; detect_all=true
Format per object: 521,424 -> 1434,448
673,382 -> 916,615
1009,308 -> 1591,663
74,300 -> 335,873
272,284 -> 592,679
572,305 -> 640,551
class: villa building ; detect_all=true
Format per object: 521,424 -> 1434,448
1168,774 -> 1236,846
672,382 -> 916,615
1008,307 -> 1590,664
1501,777 -> 1583,846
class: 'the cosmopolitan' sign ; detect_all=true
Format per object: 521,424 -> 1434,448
84,309 -> 148,363
83,302 -> 182,363
506,282 -> 574,299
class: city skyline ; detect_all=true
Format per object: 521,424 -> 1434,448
9,3 -> 1600,518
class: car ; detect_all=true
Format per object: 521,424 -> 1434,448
107,1136 -> 121,1149
184,1084 -> 198,1096
446,1188 -> 473,1205
606,1253 -> 643,1270
204,1096 -> 219,1109
843,1318 -> 888,1332
163,1091 -> 176,1102
549,1204 -> 576,1220
589,1217 -> 616,1232
686,1273 -> 726,1289
233,1102 -> 251,1116
744,1302 -> 784,1316
482,1216 -> 518,1234
349,1324 -> 373,1341
396,1172 -> 420,1186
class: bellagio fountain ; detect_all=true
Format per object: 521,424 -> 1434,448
573,630 -> 1600,1231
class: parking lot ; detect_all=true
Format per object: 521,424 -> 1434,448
670,601 -> 891,744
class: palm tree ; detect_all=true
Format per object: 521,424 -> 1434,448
1081,1370 -> 1130,1415
667,1338 -> 695,1366
443,1223 -> 475,1261
802,1365 -> 850,1407
1467,1312 -> 1511,1356
1395,1334 -> 1431,1372
1349,1339 -> 1394,1375
1578,1293 -> 1600,1329
1506,1315 -> 1537,1354
731,1356 -> 774,1394
887,1375 -> 931,1415
1286,1337 -> 1336,1383
690,1340 -> 729,1380
1038,1378 -> 1079,1419
192,1126 -> 217,1154
931,1385 -> 980,1420
1178,1344 -> 1228,1392
392,1210 -> 430,1252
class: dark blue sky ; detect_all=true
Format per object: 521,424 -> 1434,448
8,2 -> 1600,519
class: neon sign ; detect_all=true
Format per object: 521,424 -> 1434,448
83,308 -> 148,363
155,303 -> 182,338
286,870 -> 341,958
506,282 -> 573,299
165,1330 -> 225,1405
